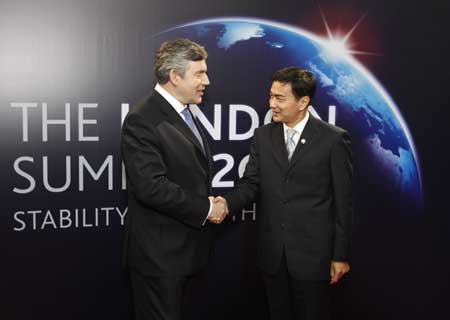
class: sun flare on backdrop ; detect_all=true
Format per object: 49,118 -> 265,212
319,8 -> 378,61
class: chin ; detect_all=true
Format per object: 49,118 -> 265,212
272,116 -> 282,123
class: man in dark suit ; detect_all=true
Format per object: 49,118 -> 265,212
121,39 -> 227,320
221,67 -> 353,320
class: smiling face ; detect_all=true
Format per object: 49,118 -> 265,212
269,81 -> 310,127
171,60 -> 210,105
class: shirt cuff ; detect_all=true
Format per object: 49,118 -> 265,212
202,198 -> 213,226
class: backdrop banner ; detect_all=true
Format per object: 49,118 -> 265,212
1,0 -> 449,319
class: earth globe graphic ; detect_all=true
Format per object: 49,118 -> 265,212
153,17 -> 422,208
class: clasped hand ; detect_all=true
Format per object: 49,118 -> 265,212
207,196 -> 229,224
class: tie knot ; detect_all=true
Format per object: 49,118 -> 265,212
182,107 -> 191,118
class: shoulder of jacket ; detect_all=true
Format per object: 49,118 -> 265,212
312,116 -> 348,137
256,121 -> 278,133
125,94 -> 165,126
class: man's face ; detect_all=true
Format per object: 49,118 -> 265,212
174,60 -> 210,105
269,81 -> 308,127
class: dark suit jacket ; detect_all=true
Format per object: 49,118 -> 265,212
225,114 -> 353,280
121,90 -> 214,276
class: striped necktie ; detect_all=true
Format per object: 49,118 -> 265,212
286,127 -> 298,161
181,107 -> 204,151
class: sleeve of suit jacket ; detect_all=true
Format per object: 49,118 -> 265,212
121,112 -> 210,228
330,131 -> 353,261
225,129 -> 261,214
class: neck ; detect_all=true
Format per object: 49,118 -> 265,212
159,83 -> 186,105
286,109 -> 308,128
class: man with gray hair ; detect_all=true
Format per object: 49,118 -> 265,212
121,39 -> 227,320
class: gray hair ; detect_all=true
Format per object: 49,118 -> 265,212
154,39 -> 208,84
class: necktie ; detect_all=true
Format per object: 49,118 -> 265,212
181,107 -> 204,151
286,127 -> 298,161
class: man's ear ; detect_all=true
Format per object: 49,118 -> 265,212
169,69 -> 179,86
299,96 -> 310,111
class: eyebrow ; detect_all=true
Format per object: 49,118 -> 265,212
270,92 -> 285,98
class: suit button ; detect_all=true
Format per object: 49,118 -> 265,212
281,223 -> 285,229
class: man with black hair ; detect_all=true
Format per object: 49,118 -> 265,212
221,67 -> 353,320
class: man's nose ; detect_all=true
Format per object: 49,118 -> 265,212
203,74 -> 210,86
269,97 -> 276,108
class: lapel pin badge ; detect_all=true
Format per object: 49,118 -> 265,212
300,138 -> 306,144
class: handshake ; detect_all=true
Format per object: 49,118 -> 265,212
207,196 -> 229,224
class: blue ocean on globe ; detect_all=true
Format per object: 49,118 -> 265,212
154,17 -> 422,203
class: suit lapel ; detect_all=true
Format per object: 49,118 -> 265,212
270,123 -> 289,170
153,91 -> 207,158
287,114 -> 319,171
194,115 -> 213,189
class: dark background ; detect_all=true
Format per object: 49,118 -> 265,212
1,0 -> 449,319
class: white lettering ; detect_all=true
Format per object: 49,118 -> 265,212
13,211 -> 26,231
115,206 -> 127,226
60,209 -> 72,228
191,104 -> 222,140
42,102 -> 71,141
41,210 -> 57,229
121,103 -> 129,126
78,155 -> 113,191
43,156 -> 71,192
229,104 -> 259,140
11,102 -> 37,142
13,156 -> 36,194
212,154 -> 234,188
78,103 -> 99,141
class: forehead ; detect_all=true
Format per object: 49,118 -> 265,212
186,59 -> 207,73
270,81 -> 293,96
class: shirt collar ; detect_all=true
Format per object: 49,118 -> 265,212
155,83 -> 187,115
283,111 -> 310,136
